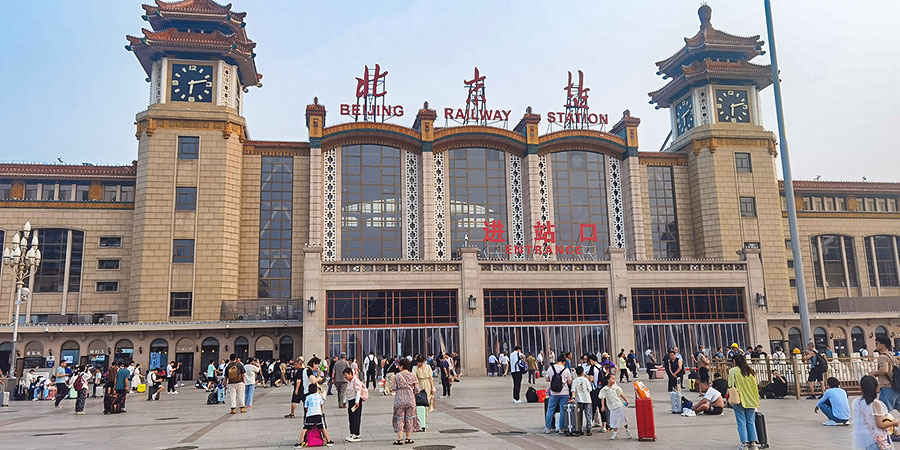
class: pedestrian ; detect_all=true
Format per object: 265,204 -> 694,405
572,366 -> 594,436
815,377 -> 850,426
587,354 -> 607,431
114,361 -> 130,413
332,353 -> 350,407
244,357 -> 260,408
147,368 -> 163,400
617,351 -> 629,383
414,355 -> 435,417
91,368 -> 101,398
224,353 -> 247,414
73,366 -> 90,415
600,376 -> 632,440
803,342 -> 826,399
526,353 -> 538,385
102,364 -> 117,414
537,351 -> 544,371
543,355 -> 573,434
488,353 -> 498,376
327,356 -> 338,395
286,358 -> 321,419
391,359 -> 420,445
728,354 -> 760,450
131,363 -> 142,391
673,346 -> 685,389
499,352 -> 509,377
664,351 -> 683,393
627,350 -> 638,379
166,361 -> 178,394
206,360 -> 217,391
343,367 -> 367,443
364,351 -> 378,389
645,350 -> 658,379
869,336 -> 900,413
510,345 -> 526,403
439,353 -> 452,398
851,375 -> 898,450
53,360 -> 70,408
694,345 -> 711,384
295,383 -> 335,447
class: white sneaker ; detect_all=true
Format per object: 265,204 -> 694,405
513,399 -> 522,403
345,436 -> 354,442
543,428 -> 551,434
823,420 -> 838,426
348,435 -> 361,442
173,391 -> 179,394
625,430 -> 633,439
610,432 -> 618,440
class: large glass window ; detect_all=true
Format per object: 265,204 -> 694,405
31,229 -> 84,293
631,288 -> 745,321
811,235 -> 858,288
647,166 -> 680,259
327,290 -> 457,327
170,292 -> 192,317
177,136 -> 199,159
341,144 -> 402,259
483,289 -> 608,323
172,239 -> 194,263
448,147 -> 507,257
175,187 -> 197,211
865,236 -> 900,287
258,156 -> 292,298
551,151 -> 608,259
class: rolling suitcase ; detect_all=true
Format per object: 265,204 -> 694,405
216,385 -> 226,403
417,405 -> 428,431
207,391 -> 218,405
755,412 -> 769,448
670,390 -> 681,414
111,393 -> 125,413
635,398 -> 656,441
559,401 -> 580,436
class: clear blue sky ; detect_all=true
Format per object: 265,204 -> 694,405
1,1 -> 898,181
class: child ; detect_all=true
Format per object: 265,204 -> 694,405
296,383 -> 335,447
600,376 -> 632,440
571,367 -> 594,435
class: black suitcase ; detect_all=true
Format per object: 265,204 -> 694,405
103,394 -> 115,413
755,412 -> 769,448
525,387 -> 538,403
13,385 -> 27,401
559,401 -> 581,436
207,391 -> 218,405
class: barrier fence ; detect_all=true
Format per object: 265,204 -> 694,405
707,355 -> 879,398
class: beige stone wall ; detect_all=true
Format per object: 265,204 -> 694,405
239,155 -> 261,298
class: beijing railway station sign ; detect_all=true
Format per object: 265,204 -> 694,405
337,64 -> 605,128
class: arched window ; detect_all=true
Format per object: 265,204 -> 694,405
865,236 -> 900,287
149,338 -> 168,370
813,327 -> 828,352
550,151 -> 610,259
810,235 -> 858,288
851,327 -> 866,353
448,147 -> 507,257
279,336 -> 294,362
114,339 -> 134,364
341,144 -> 402,259
788,327 -> 802,353
201,338 -> 219,367
23,341 -> 44,369
255,336 -> 274,360
61,340 -> 80,366
234,337 -> 249,362
875,326 -> 889,341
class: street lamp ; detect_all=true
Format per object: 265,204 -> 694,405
3,221 -> 41,382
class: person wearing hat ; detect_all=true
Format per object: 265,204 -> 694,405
727,343 -> 743,360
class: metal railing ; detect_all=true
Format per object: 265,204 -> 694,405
707,355 -> 879,398
219,299 -> 303,322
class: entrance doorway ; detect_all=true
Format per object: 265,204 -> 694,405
175,353 -> 194,381
833,339 -> 848,357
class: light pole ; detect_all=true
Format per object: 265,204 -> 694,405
2,221 -> 41,384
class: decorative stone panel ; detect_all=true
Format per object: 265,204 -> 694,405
509,153 -> 525,260
405,150 -> 419,260
433,152 -> 447,260
323,148 -> 337,261
608,158 -> 625,249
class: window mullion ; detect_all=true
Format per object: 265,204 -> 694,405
870,237 -> 881,294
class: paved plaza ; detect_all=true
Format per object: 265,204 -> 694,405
1,376 -> 852,449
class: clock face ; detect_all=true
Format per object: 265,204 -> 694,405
675,96 -> 694,135
715,89 -> 750,123
170,64 -> 214,103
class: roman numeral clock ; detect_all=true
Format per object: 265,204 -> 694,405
170,64 -> 214,103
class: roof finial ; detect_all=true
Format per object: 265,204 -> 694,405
423,101 -> 429,109
313,96 -> 318,105
526,106 -> 533,114
698,4 -> 712,29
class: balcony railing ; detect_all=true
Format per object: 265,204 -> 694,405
220,299 -> 303,322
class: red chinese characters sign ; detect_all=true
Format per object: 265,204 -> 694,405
480,220 -> 600,255
340,64 -> 404,120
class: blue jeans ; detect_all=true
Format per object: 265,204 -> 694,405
733,404 -> 758,443
545,394 -> 566,430
819,400 -> 848,423
244,383 -> 255,407
880,386 -> 900,412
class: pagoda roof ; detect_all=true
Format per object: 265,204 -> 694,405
655,5 -> 765,78
648,58 -> 772,107
127,0 -> 261,88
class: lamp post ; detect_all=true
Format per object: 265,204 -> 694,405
3,221 -> 42,383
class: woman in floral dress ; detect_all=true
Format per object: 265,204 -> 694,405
391,359 -> 421,445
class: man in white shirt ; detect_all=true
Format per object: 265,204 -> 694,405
692,380 -> 724,415
509,346 -> 525,403
363,352 -> 378,389
543,355 -> 573,434
499,353 -> 509,376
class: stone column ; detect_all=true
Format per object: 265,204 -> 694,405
305,98 -> 326,246
301,246 -> 325,359
608,247 -> 634,353
414,104 -> 437,259
610,110 -> 643,259
513,109 -> 542,259
459,247 -> 485,376
742,247 -> 770,347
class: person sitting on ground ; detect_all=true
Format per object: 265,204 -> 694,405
712,372 -> 730,402
296,383 -> 334,447
759,370 -> 788,399
693,380 -> 724,415
815,377 -> 850,426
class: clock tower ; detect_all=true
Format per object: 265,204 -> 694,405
125,0 -> 261,321
649,5 -> 791,316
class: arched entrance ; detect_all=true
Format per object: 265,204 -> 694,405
201,338 -> 219,368
234,337 -> 249,362
24,341 -> 44,369
61,340 -> 80,366
279,336 -> 294,362
875,326 -> 888,342
0,341 -> 12,375
255,336 -> 274,361
851,327 -> 866,353
114,339 -> 134,364
149,338 -> 169,370
174,338 -> 196,381
813,327 -> 828,353
87,340 -> 108,370
787,328 -> 802,353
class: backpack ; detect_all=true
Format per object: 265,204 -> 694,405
516,352 -> 527,372
888,355 -> 900,392
73,374 -> 85,391
549,365 -> 564,392
359,380 -> 370,401
226,364 -> 242,383
814,352 -> 828,372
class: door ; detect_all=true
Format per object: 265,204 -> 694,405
176,353 -> 194,381
256,351 -> 273,361
833,339 -> 848,357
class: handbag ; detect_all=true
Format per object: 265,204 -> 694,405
727,386 -> 741,406
69,387 -> 78,399
415,389 -> 430,407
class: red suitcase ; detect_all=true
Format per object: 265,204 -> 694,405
635,398 -> 656,441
